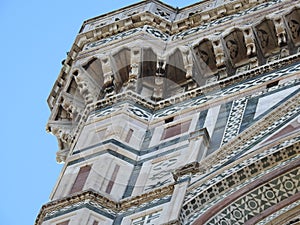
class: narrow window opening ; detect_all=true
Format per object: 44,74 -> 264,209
266,80 -> 279,89
162,120 -> 191,140
69,165 -> 91,194
57,220 -> 70,225
105,165 -> 120,194
92,221 -> 99,225
165,117 -> 174,123
125,129 -> 134,143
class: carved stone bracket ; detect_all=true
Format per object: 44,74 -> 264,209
46,121 -> 73,163
152,57 -> 166,100
60,92 -> 84,121
127,47 -> 141,91
180,46 -> 197,90
212,39 -> 226,69
56,144 -> 70,163
173,162 -> 200,181
101,57 -> 116,97
73,69 -> 95,104
50,125 -> 72,145
273,16 -> 287,46
243,27 -> 256,56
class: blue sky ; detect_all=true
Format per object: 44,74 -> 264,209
0,1 -> 198,224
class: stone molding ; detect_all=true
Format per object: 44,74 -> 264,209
46,0 -> 300,164
49,54 -> 300,163
42,0 -> 300,224
193,159 -> 300,224
36,133 -> 300,224
47,0 -> 296,112
35,185 -> 174,225
179,137 -> 300,224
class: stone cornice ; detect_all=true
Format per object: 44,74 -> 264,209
49,13 -> 300,115
47,0 -> 293,110
35,185 -> 174,225
66,53 -> 300,151
36,134 -> 300,224
79,0 -> 276,35
47,0 -> 300,165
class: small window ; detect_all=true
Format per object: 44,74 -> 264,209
162,120 -> 191,140
266,80 -> 279,89
92,221 -> 99,225
132,211 -> 161,225
165,117 -> 174,123
105,165 -> 120,194
125,129 -> 134,143
57,220 -> 70,225
69,165 -> 91,195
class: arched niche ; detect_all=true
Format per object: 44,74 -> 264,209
65,76 -> 84,104
67,77 -> 80,96
82,57 -> 104,88
166,48 -> 186,84
112,47 -> 131,91
224,29 -> 248,67
141,48 -> 157,78
255,19 -> 279,57
55,105 -> 71,122
138,48 -> 157,98
193,38 -> 217,76
285,8 -> 300,46
165,48 -> 187,97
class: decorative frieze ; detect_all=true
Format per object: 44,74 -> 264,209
172,0 -> 283,40
36,185 -> 173,225
205,166 -> 300,225
48,0 -> 300,137
221,97 -> 248,145
55,58 -> 300,160
179,139 -> 300,224
256,199 -> 300,225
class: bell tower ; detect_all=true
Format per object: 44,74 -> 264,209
36,0 -> 300,224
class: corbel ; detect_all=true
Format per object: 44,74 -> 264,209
101,56 -> 116,97
72,69 -> 94,104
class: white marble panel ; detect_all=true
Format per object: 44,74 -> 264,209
254,86 -> 299,119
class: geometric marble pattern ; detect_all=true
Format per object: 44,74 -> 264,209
41,0 -> 300,224
256,199 -> 300,225
44,200 -> 116,221
144,157 -> 178,191
153,62 -> 300,119
254,85 -> 300,119
89,103 -> 152,121
82,1 -> 284,49
205,167 -> 300,225
84,26 -> 169,50
42,191 -> 171,222
186,137 -> 300,202
207,95 -> 300,173
132,210 -> 161,225
172,0 -> 283,40
181,157 -> 300,224
221,97 -> 248,145
87,76 -> 300,127
180,138 -> 300,224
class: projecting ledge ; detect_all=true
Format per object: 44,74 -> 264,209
189,127 -> 210,144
